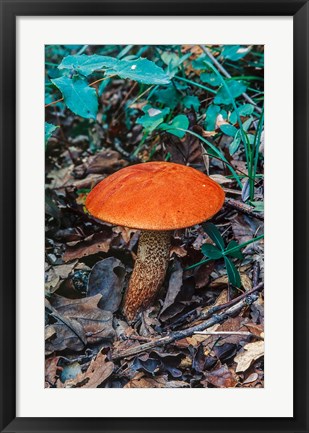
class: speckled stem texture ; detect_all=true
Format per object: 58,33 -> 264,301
123,230 -> 171,321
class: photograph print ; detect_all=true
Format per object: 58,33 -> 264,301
45,44 -> 264,389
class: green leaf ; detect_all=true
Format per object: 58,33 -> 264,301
214,81 -> 247,105
220,124 -> 238,137
201,244 -> 224,259
159,114 -> 189,138
224,256 -> 241,287
226,240 -> 244,259
200,72 -> 221,87
205,104 -> 220,131
202,222 -> 225,251
152,85 -> 181,110
136,106 -> 170,133
220,45 -> 250,61
229,131 -> 242,155
110,58 -> 171,85
45,122 -> 58,145
51,76 -> 98,119
242,117 -> 253,132
250,201 -> 264,212
238,104 -> 254,116
161,52 -> 180,77
191,55 -> 208,70
183,95 -> 200,111
58,54 -> 118,76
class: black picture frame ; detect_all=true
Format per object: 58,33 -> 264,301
0,1 -> 308,432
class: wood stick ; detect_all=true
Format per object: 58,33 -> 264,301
112,291 -> 260,360
225,197 -> 264,220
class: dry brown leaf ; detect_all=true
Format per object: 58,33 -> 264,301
243,372 -> 259,384
204,364 -> 238,388
170,245 -> 187,258
50,293 -> 115,344
234,340 -> 264,372
47,165 -> 74,189
209,174 -> 232,185
209,273 -> 252,291
124,372 -> 189,388
61,352 -> 114,388
175,333 -> 211,348
113,226 -> 137,244
63,231 -> 113,262
86,149 -> 128,175
45,356 -> 61,386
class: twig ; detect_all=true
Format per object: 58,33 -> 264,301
167,282 -> 264,330
193,330 -> 263,339
112,291 -> 260,360
225,197 -> 264,220
201,282 -> 263,318
200,45 -> 263,114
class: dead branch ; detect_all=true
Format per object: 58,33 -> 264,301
112,290 -> 260,360
225,197 -> 264,220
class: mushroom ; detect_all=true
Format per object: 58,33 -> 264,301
85,161 -> 224,321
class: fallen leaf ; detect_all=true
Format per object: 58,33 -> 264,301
113,226 -> 137,244
160,260 -> 183,316
243,372 -> 259,384
170,244 -> 187,258
234,340 -> 264,372
194,261 -> 215,289
87,257 -> 126,312
124,372 -> 189,388
46,294 -> 115,353
45,356 -> 61,386
209,174 -> 233,185
45,319 -> 86,354
204,364 -> 238,388
63,230 -> 114,262
60,352 -> 114,388
86,149 -> 128,175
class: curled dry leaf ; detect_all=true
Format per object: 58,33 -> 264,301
59,352 -> 114,388
45,260 -> 79,293
87,257 -> 126,312
234,340 -> 264,372
160,259 -> 183,316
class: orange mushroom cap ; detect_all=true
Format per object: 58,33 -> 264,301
85,162 -> 225,231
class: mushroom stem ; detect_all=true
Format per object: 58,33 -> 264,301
123,230 -> 171,321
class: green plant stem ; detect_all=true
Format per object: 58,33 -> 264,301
223,234 -> 264,256
185,258 -> 213,271
251,106 -> 264,200
174,76 -> 217,95
185,234 -> 264,271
